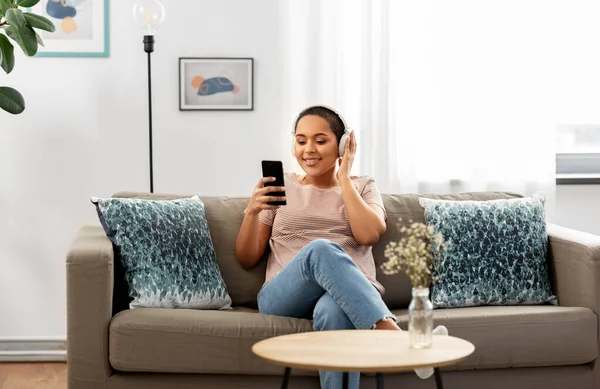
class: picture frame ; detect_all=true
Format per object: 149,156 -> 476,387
179,57 -> 254,111
28,0 -> 110,58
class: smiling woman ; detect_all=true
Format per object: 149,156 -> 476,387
235,105 -> 447,389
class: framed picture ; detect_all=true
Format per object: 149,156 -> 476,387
29,0 -> 110,57
179,57 -> 254,111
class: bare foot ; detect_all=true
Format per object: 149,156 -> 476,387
374,318 -> 401,330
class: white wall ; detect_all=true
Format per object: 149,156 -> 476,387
1,0 -> 599,339
0,0 -> 287,338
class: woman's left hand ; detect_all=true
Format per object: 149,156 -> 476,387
337,130 -> 356,181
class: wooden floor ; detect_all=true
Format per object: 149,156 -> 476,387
0,363 -> 66,389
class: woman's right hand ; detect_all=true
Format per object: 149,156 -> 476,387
246,177 -> 286,216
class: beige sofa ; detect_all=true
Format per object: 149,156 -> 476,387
67,191 -> 600,389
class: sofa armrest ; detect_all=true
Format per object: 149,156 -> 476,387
548,223 -> 600,315
67,226 -> 114,389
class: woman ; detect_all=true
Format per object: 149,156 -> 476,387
236,106 -> 443,388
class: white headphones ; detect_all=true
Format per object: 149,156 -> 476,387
291,106 -> 350,158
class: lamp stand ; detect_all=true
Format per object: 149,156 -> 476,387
144,35 -> 155,193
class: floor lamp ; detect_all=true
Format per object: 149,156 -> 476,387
132,0 -> 166,193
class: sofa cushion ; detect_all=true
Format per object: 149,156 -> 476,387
399,305 -> 597,370
418,194 -> 556,308
375,191 -> 523,309
109,307 -> 317,376
93,195 -> 231,309
112,192 -> 267,309
109,305 -> 596,375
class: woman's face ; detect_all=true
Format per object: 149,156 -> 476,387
294,115 -> 339,177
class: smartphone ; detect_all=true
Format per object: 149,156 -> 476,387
261,160 -> 287,206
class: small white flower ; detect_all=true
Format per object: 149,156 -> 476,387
380,220 -> 448,288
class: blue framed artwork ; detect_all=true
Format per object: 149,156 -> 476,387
29,0 -> 109,57
179,58 -> 254,111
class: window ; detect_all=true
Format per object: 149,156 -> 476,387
556,125 -> 600,184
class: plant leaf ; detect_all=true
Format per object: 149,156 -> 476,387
0,0 -> 11,17
34,30 -> 42,46
4,24 -> 38,56
17,0 -> 41,7
23,12 -> 55,32
0,86 -> 25,115
0,34 -> 15,74
5,8 -> 26,30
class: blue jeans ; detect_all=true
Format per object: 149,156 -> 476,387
257,239 -> 395,389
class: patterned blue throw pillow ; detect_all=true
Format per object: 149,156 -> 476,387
92,196 -> 232,310
419,193 -> 556,308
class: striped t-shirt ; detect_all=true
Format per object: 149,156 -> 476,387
259,173 -> 387,294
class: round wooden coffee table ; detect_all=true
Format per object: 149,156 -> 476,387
252,330 -> 475,389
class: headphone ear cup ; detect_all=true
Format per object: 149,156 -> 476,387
338,133 -> 349,157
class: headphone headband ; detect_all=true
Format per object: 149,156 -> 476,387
293,105 -> 349,135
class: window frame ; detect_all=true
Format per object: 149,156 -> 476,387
556,153 -> 600,185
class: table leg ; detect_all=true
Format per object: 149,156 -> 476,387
281,367 -> 291,389
434,368 -> 444,389
376,373 -> 384,389
342,372 -> 349,389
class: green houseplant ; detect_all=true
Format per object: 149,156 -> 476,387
0,0 -> 55,115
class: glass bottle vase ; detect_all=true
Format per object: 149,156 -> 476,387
408,287 -> 433,349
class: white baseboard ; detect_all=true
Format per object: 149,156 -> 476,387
0,338 -> 66,362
